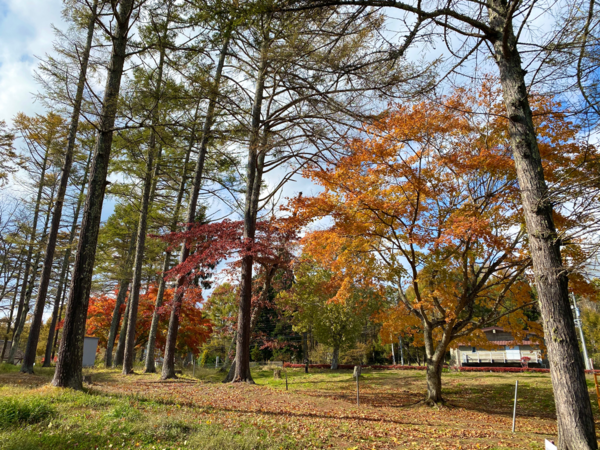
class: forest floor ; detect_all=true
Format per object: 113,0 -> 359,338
0,363 -> 598,450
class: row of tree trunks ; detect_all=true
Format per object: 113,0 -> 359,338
122,11 -> 170,374
9,181 -> 56,364
52,0 -> 136,390
143,108 -> 195,373
161,33 -> 231,380
20,0 -> 99,375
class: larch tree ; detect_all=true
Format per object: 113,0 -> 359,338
52,0 -> 141,390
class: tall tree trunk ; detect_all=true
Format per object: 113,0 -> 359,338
43,152 -> 91,368
144,134 -> 192,373
52,0 -> 135,390
232,40 -> 269,384
122,21 -> 169,374
161,34 -> 231,380
487,2 -> 597,448
113,294 -> 131,368
0,257 -> 23,361
422,323 -> 453,404
21,0 -> 98,375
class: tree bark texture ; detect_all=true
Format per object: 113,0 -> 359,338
52,0 -> 135,390
487,2 -> 597,448
21,0 -> 98,375
161,34 -> 230,380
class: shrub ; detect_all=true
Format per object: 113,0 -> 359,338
0,396 -> 56,428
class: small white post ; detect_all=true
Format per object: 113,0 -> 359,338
512,380 -> 519,432
216,356 -> 219,369
356,370 -> 360,406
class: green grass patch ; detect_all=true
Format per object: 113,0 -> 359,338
0,396 -> 56,428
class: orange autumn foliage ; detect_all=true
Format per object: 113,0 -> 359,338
292,80 -> 599,369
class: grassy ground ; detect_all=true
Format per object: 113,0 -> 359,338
0,363 -> 598,449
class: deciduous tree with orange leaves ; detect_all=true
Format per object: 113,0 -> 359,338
291,81 -> 599,404
87,285 -> 211,363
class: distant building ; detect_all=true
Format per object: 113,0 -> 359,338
450,327 -> 547,368
0,340 -> 24,363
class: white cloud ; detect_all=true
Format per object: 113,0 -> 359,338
0,0 -> 65,123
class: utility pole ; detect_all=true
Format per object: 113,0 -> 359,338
572,295 -> 591,371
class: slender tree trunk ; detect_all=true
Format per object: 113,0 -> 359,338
105,223 -> 137,367
51,275 -> 68,361
302,332 -> 308,364
52,0 -> 136,390
162,34 -> 231,380
0,258 -> 23,361
104,279 -> 129,367
43,153 -> 90,368
122,8 -> 171,375
144,135 -> 191,373
113,294 -> 130,368
487,2 -> 597,448
331,346 -> 339,370
232,40 -> 269,384
21,0 -> 98,375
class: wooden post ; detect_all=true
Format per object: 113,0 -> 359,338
512,380 -> 518,432
193,356 -> 196,377
285,371 -> 288,391
355,365 -> 360,406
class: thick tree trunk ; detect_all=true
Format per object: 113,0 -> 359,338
488,3 -> 597,448
161,34 -> 230,380
113,296 -> 130,368
331,346 -> 339,370
425,359 -> 443,404
232,41 -> 269,384
52,0 -> 135,390
122,10 -> 170,375
21,0 -> 98,375
104,279 -> 129,367
43,153 -> 91,368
